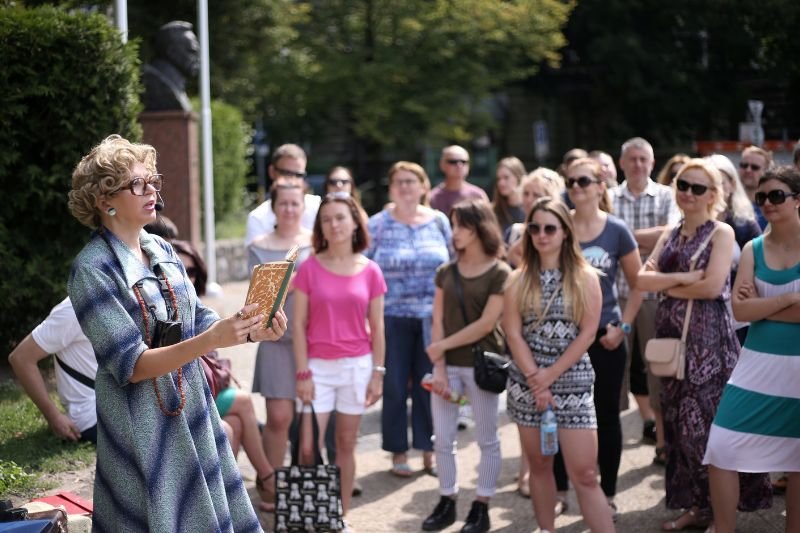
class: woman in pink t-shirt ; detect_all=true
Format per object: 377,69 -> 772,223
293,192 -> 387,522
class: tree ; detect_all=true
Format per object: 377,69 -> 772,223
0,5 -> 142,351
533,0 -> 800,154
266,0 -> 574,151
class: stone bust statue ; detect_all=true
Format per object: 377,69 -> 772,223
142,21 -> 200,112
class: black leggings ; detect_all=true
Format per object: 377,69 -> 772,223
554,337 -> 627,497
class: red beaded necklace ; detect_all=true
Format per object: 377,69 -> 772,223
133,276 -> 186,417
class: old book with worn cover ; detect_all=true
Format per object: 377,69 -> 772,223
244,245 -> 300,328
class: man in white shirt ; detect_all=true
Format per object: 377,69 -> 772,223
245,144 -> 321,245
9,297 -> 98,443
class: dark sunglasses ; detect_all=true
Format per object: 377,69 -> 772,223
676,179 -> 709,196
754,189 -> 799,206
445,159 -> 469,165
327,178 -> 352,187
185,267 -> 198,278
274,166 -> 308,179
566,175 -> 599,189
739,162 -> 762,172
527,222 -> 561,236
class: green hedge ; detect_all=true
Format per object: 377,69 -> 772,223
0,6 -> 142,352
193,97 -> 251,222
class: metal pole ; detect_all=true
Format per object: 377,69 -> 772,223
114,0 -> 128,43
198,0 -> 218,290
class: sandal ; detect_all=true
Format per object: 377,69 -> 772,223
773,474 -> 789,494
554,496 -> 569,517
609,501 -> 619,523
654,446 -> 667,466
422,451 -> 437,477
661,509 -> 710,531
255,471 -> 276,513
390,462 -> 413,478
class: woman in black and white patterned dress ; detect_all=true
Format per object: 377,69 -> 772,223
504,197 -> 614,533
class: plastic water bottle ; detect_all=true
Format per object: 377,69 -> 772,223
540,406 -> 559,456
421,373 -> 467,405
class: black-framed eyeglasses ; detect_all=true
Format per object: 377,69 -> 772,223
755,189 -> 799,206
274,166 -> 308,179
566,175 -> 599,189
445,159 -> 469,165
117,174 -> 163,196
527,222 -> 561,236
327,178 -> 352,187
739,162 -> 762,172
676,179 -> 709,196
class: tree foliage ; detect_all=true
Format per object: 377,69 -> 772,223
70,0 -> 572,151
265,0 -> 574,149
0,5 -> 142,352
192,98 -> 251,221
540,0 -> 800,152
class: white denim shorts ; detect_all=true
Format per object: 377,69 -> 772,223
305,354 -> 372,415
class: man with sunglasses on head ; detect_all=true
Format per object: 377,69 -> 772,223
738,145 -> 773,230
609,137 -> 681,462
245,144 -> 321,246
429,145 -> 488,216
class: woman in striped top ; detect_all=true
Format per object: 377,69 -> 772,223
705,165 -> 800,533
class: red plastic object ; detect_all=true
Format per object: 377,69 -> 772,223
31,492 -> 92,516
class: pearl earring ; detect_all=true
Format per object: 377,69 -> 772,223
107,207 -> 117,216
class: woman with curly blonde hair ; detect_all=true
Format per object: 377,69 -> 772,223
67,134 -> 287,531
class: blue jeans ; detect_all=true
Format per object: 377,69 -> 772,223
381,315 -> 434,453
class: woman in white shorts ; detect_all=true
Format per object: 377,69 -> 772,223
293,192 -> 387,528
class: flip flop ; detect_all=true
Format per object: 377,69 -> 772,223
423,465 -> 438,478
390,463 -> 413,478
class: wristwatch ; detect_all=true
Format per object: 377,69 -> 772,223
372,365 -> 387,375
619,322 -> 632,335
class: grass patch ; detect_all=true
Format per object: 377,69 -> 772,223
0,380 -> 94,498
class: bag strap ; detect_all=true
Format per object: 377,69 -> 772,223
199,354 -> 241,389
54,355 -> 95,390
679,223 -> 719,342
290,403 -> 323,466
532,285 -> 560,331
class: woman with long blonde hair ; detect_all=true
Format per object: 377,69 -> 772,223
504,197 -> 614,533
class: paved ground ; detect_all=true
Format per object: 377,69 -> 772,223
205,281 -> 787,533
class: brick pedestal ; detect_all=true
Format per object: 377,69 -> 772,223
140,110 -> 200,246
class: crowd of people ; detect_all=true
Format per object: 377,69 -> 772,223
7,134 -> 800,532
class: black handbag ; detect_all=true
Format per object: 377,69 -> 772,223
275,405 -> 343,532
451,263 -> 509,394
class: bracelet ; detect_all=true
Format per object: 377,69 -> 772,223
295,369 -> 312,381
372,365 -> 386,375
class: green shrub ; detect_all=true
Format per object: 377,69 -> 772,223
192,97 -> 251,223
0,5 -> 142,352
0,460 -> 34,495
